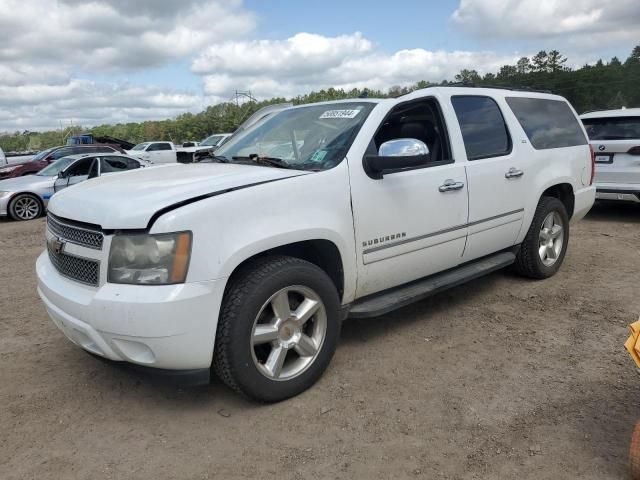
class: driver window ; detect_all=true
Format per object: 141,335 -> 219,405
373,98 -> 451,163
65,157 -> 94,177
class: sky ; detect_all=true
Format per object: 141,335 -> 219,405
0,0 -> 638,132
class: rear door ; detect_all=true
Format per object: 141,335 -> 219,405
451,95 -> 526,262
582,116 -> 640,186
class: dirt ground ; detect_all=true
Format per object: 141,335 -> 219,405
1,202 -> 639,480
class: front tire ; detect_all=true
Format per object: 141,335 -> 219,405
514,196 -> 569,279
213,256 -> 341,402
9,193 -> 42,221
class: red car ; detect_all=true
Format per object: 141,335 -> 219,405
0,144 -> 125,180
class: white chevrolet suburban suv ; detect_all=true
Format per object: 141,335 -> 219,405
37,87 -> 595,402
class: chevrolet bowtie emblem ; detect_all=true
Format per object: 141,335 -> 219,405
49,236 -> 65,254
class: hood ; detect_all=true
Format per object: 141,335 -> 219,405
0,174 -> 53,191
0,161 -> 29,173
48,163 -> 307,229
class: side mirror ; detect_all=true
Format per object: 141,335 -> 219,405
58,170 -> 68,179
364,139 -> 430,179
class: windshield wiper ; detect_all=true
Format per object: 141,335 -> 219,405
232,154 -> 293,169
199,155 -> 230,163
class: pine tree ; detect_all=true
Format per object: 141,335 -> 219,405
547,50 -> 567,72
516,57 -> 530,75
532,51 -> 549,72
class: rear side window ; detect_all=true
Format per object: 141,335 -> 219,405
506,97 -> 587,149
148,143 -> 172,151
100,157 -> 129,173
582,116 -> 640,140
451,96 -> 511,160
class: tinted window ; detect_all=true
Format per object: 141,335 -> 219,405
65,157 -> 94,177
451,96 -> 511,160
51,147 -> 75,160
101,156 -> 138,173
124,157 -> 141,169
101,157 -> 127,173
506,97 -> 587,149
582,116 -> 640,140
148,143 -> 172,151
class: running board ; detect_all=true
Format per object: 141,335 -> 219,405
348,251 -> 516,319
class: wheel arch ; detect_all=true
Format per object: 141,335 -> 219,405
540,182 -> 575,218
224,239 -> 345,302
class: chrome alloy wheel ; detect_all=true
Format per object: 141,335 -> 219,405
13,195 -> 40,220
538,211 -> 564,267
250,285 -> 327,381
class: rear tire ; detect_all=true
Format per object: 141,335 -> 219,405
213,255 -> 341,402
514,196 -> 569,279
9,193 -> 42,221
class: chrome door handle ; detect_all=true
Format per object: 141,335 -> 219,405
505,167 -> 524,179
438,179 -> 465,192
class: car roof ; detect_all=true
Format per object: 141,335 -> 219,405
60,153 -> 139,161
580,108 -> 640,119
282,87 -> 568,112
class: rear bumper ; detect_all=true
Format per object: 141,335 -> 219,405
572,185 -> 596,223
37,251 -> 226,371
595,183 -> 640,203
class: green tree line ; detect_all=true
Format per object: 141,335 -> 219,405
2,45 -> 639,153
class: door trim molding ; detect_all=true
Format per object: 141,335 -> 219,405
362,208 -> 524,255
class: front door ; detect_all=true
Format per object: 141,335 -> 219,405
348,96 -> 469,298
54,157 -> 97,192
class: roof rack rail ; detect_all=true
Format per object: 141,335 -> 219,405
397,82 -> 553,96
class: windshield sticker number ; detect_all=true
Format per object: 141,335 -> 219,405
319,109 -> 360,120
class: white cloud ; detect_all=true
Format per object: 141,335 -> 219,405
0,0 -> 252,131
0,80 -> 202,131
194,32 -> 519,101
0,0 -> 255,70
451,0 -> 640,43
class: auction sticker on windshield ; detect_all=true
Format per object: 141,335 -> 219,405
319,109 -> 361,119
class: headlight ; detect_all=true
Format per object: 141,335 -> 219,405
108,231 -> 192,285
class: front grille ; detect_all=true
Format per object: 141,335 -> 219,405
47,215 -> 104,250
48,245 -> 100,286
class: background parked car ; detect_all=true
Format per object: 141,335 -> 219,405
0,146 -> 6,166
0,153 -> 147,221
127,141 -> 177,164
0,144 -> 125,180
176,133 -> 232,163
581,108 -> 640,203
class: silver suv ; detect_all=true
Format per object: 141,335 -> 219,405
581,108 -> 640,203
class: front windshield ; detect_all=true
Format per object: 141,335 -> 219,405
37,157 -> 75,176
32,147 -> 55,161
131,143 -> 149,151
215,102 -> 375,171
200,135 -> 225,147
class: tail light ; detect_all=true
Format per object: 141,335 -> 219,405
628,146 -> 640,156
589,145 -> 595,186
